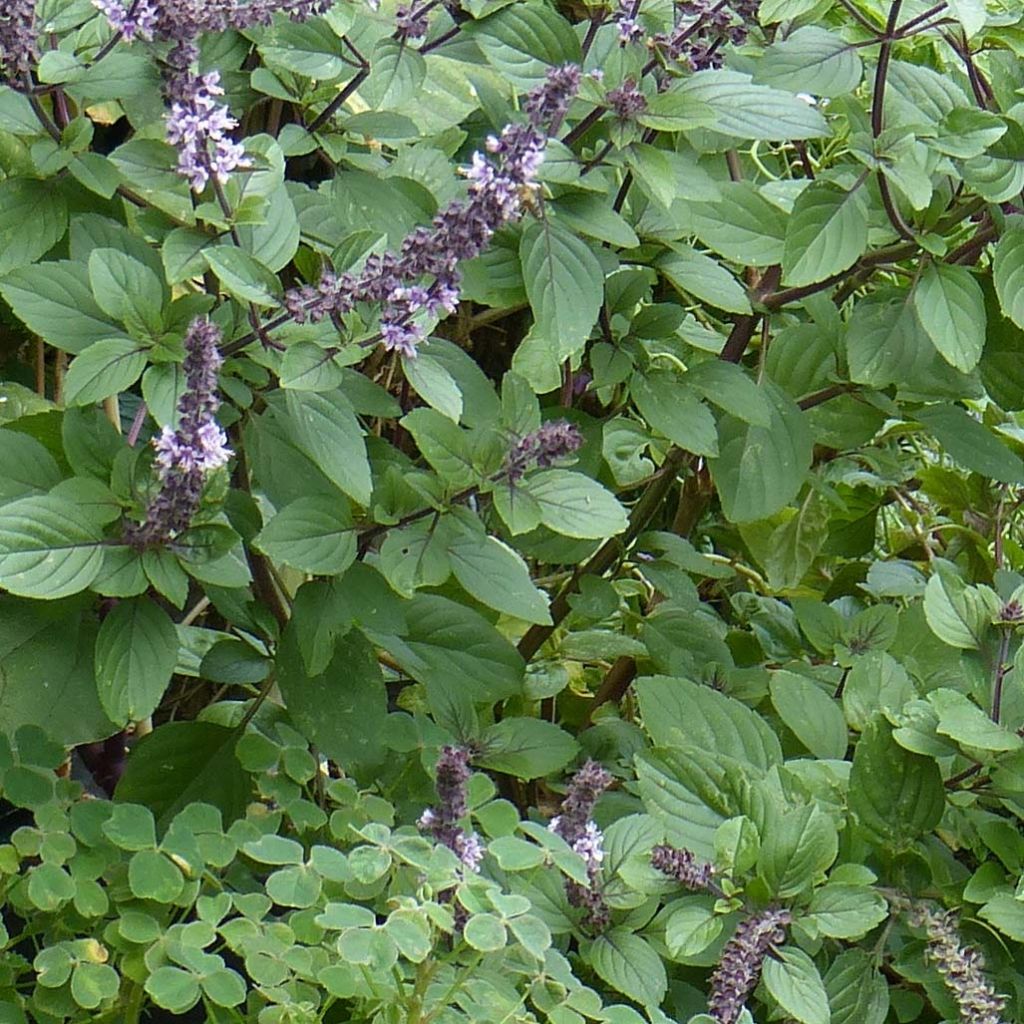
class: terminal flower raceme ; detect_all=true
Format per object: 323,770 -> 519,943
417,746 -> 484,872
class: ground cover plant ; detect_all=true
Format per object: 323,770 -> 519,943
2,0 -> 1024,1021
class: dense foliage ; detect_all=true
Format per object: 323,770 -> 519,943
2,0 -> 1024,1022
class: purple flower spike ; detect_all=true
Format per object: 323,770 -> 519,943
0,0 -> 36,80
651,843 -> 715,891
92,0 -> 160,41
124,318 -> 232,549
504,420 -> 584,483
707,908 -> 791,1024
418,746 -> 484,873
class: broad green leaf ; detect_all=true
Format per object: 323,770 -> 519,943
678,70 -> 830,141
63,338 -> 149,406
923,569 -> 997,649
632,373 -> 718,456
402,407 -> 476,487
477,718 -> 578,778
947,0 -> 986,36
588,930 -> 667,1008
782,181 -> 868,287
806,885 -> 888,939
464,3 -> 581,89
759,803 -> 838,898
88,247 -> 165,331
94,596 -> 179,724
254,495 -> 355,575
204,247 -> 281,306
658,247 -> 750,314
0,260 -> 124,353
684,361 -> 771,427
0,429 -> 61,502
709,381 -> 813,523
689,182 -> 787,266
842,651 -> 915,731
522,469 -> 628,539
979,892 -> 1024,941
916,404 -> 1024,483
0,177 -> 68,275
762,947 -> 829,1024
279,390 -> 372,505
912,263 -> 986,372
635,675 -> 783,770
448,520 -> 551,624
825,951 -> 889,1024
402,351 -> 463,423
464,913 -> 507,952
992,225 -> 1024,330
769,671 -> 847,759
928,687 -> 1023,752
115,722 -> 250,830
848,718 -> 944,847
0,495 -> 104,599
756,27 -> 863,97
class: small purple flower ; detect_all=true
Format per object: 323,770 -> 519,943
607,79 -> 648,121
911,906 -> 1008,1024
615,0 -> 644,43
417,746 -> 483,873
124,318 -> 232,548
707,908 -> 791,1024
0,0 -> 36,80
395,1 -> 429,39
651,843 -> 715,891
524,63 -> 581,130
550,761 -> 613,932
165,70 -> 251,192
503,420 -> 584,483
92,0 -> 160,41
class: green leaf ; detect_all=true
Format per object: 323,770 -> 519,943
842,651 -> 915,732
993,226 -> 1024,330
635,675 -> 782,770
979,892 -> 1024,941
759,803 -> 838,898
658,247 -> 751,314
770,671 -> 848,759
806,885 -> 889,939
912,263 -> 986,372
928,687 -> 1023,752
464,913 -> 508,952
0,177 -> 68,275
464,2 -> 581,89
0,260 -> 124,353
588,930 -> 667,1008
402,407 -> 476,487
762,947 -> 830,1024
632,373 -> 718,456
363,593 -> 524,703
279,390 -> 372,505
947,0 -> 986,36
782,182 -> 869,287
477,718 -> 578,779
824,951 -> 889,1024
128,849 -> 184,902
0,495 -> 104,598
63,338 -> 149,406
916,404 -> 1024,483
448,518 -> 552,624
254,495 -> 356,575
678,70 -> 830,140
203,247 -> 281,306
709,381 -> 813,523
848,717 -> 944,847
517,219 -> 603,389
94,596 -> 179,724
689,182 -> 786,266
521,469 -> 627,539
0,428 -> 61,502
402,351 -> 463,423
684,361 -> 771,427
115,722 -> 250,830
923,569 -> 996,649
87,247 -> 165,331
146,966 -> 200,1014
756,27 -> 863,97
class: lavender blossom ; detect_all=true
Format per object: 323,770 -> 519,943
549,761 -> 613,932
911,906 -> 1007,1024
607,79 -> 647,121
651,843 -> 715,891
615,0 -> 644,43
418,746 -> 484,873
707,908 -> 791,1024
92,0 -> 159,41
165,70 -> 251,192
283,65 -> 581,357
503,420 -> 584,484
652,0 -> 759,71
0,0 -> 36,80
124,318 -> 232,549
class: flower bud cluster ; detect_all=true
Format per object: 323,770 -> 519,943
911,906 -> 1007,1024
651,843 -> 715,891
283,64 -> 582,358
707,907 -> 790,1024
607,79 -> 648,121
124,318 -> 232,548
653,0 -> 760,71
417,746 -> 484,872
549,760 -> 613,931
0,0 -> 36,80
503,420 -> 584,484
